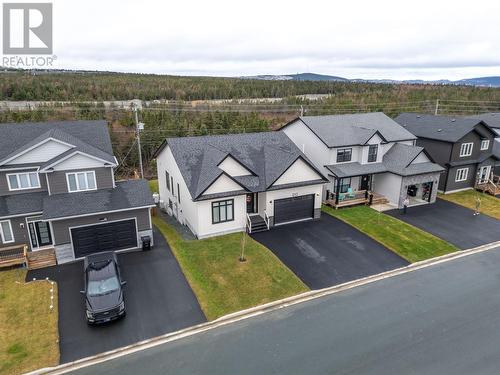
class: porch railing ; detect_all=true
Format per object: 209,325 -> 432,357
0,244 -> 27,269
246,213 -> 252,234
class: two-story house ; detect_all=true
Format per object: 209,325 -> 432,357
281,113 -> 444,208
154,132 -> 327,239
395,113 -> 499,194
0,120 -> 155,265
467,112 -> 500,176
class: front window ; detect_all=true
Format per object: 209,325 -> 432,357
212,199 -> 234,224
336,148 -> 352,163
459,143 -> 473,157
367,145 -> 378,163
481,140 -> 490,150
455,168 -> 469,182
87,276 -> 120,296
337,178 -> 351,193
67,171 -> 97,192
7,172 -> 40,191
0,220 -> 14,243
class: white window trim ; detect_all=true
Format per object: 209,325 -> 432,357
0,220 -> 15,244
6,172 -> 41,191
459,142 -> 473,157
480,140 -> 490,151
65,170 -> 97,193
455,168 -> 469,182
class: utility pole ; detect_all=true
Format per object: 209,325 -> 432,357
132,102 -> 144,179
434,99 -> 439,115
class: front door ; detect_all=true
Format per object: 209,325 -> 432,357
360,174 -> 371,191
28,221 -> 53,249
246,193 -> 256,213
479,166 -> 491,184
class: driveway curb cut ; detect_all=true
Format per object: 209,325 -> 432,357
27,240 -> 500,375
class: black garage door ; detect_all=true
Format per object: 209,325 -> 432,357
72,219 -> 137,258
274,194 -> 315,225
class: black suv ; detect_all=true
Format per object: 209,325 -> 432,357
81,252 -> 126,324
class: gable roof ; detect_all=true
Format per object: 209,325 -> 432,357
467,113 -> 500,129
326,143 -> 444,178
159,132 -> 327,201
394,113 -> 496,143
0,120 -> 116,166
281,112 -> 416,148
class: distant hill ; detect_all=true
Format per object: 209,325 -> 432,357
241,72 -> 500,87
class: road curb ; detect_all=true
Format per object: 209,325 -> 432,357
27,240 -> 500,375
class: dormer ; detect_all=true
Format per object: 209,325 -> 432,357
218,155 -> 253,177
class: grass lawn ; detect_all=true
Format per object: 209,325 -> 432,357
153,216 -> 308,320
438,190 -> 500,220
323,205 -> 458,263
148,179 -> 158,193
0,269 -> 59,375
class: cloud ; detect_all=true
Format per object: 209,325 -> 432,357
48,0 -> 500,80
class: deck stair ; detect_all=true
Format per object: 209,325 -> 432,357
27,248 -> 57,270
476,175 -> 500,196
248,215 -> 269,233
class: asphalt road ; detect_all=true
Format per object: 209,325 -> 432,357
70,246 -> 500,375
252,215 -> 408,289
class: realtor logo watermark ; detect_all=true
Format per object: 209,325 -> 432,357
2,3 -> 56,67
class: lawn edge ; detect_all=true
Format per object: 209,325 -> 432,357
321,205 -> 459,263
438,193 -> 500,221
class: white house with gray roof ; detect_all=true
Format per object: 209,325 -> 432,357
0,120 -> 155,266
281,113 -> 444,208
154,132 -> 327,238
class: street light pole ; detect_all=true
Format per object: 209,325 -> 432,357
133,103 -> 144,179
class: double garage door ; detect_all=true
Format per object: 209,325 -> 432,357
274,194 -> 315,225
71,219 -> 138,258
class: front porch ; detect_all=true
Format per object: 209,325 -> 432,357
475,173 -> 500,196
325,190 -> 388,209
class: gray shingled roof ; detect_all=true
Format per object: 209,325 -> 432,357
326,143 -> 444,178
395,113 -> 495,142
286,112 -> 416,147
42,180 -> 154,220
164,132 -> 327,200
0,120 -> 115,166
0,191 -> 45,218
468,113 -> 500,129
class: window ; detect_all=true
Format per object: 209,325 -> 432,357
336,178 -> 351,193
455,168 -> 469,182
459,143 -> 473,157
212,199 -> 234,224
7,172 -> 40,191
481,140 -> 490,150
177,183 -> 181,203
367,145 -> 378,163
336,148 -> 352,163
0,220 -> 14,244
165,171 -> 170,191
66,171 -> 97,192
171,177 -> 174,195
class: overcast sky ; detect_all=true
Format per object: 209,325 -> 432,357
44,0 -> 500,79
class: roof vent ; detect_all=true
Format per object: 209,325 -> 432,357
437,129 -> 442,132
416,115 -> 421,118
451,119 -> 456,122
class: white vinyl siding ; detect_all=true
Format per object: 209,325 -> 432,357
459,143 -> 473,157
66,171 -> 97,192
455,168 -> 469,182
480,140 -> 490,150
0,220 -> 14,243
7,172 -> 41,191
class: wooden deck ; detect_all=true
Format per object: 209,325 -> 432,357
325,192 -> 388,209
0,244 -> 27,268
475,174 -> 500,196
26,248 -> 57,270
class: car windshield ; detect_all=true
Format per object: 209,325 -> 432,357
87,276 -> 120,296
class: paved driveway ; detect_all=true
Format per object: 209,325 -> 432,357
251,215 -> 408,289
27,228 -> 206,363
386,199 -> 500,250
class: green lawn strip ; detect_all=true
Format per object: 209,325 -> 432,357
152,216 -> 308,320
0,269 -> 59,375
148,179 -> 158,193
438,190 -> 500,220
322,205 -> 458,263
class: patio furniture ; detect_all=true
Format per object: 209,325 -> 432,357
346,188 -> 355,198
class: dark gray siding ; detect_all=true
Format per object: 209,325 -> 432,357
445,164 -> 477,192
51,208 -> 151,245
0,169 -> 48,196
47,167 -> 114,195
0,216 -> 30,247
415,138 -> 453,166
